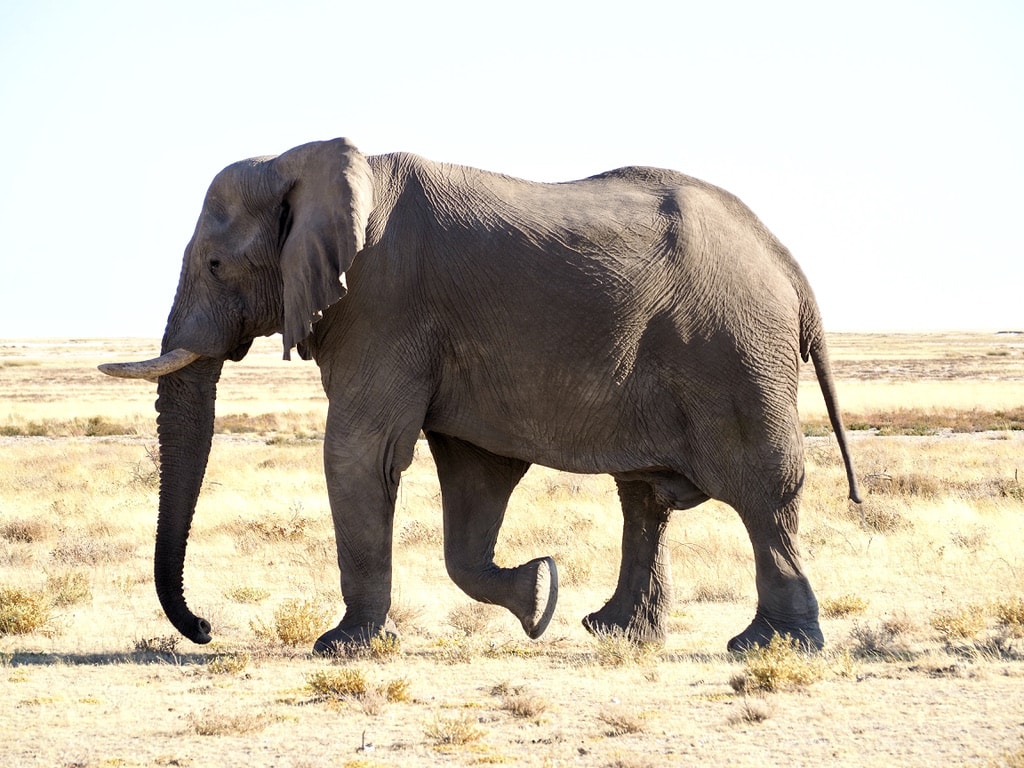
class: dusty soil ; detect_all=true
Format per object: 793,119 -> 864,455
4,644 -> 1024,767
3,333 -> 1024,767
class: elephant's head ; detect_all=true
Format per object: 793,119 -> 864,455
99,138 -> 374,643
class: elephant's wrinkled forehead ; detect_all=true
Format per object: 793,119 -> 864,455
204,157 -> 278,219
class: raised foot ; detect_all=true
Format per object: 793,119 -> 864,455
513,556 -> 558,640
727,611 -> 824,653
312,616 -> 399,657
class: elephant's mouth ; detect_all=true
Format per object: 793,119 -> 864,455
226,339 -> 254,362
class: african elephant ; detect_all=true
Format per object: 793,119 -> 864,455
100,137 -> 860,654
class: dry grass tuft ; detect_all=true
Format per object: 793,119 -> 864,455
848,620 -> 913,659
592,628 -> 660,667
50,535 -> 137,566
0,587 -> 53,635
223,585 -> 271,604
387,599 -> 425,634
307,667 -> 411,709
848,499 -> 912,533
398,519 -> 443,547
821,594 -> 869,618
930,605 -> 988,644
690,581 -> 743,603
133,635 -> 180,655
446,602 -> 497,636
232,513 -> 315,544
307,667 -> 369,699
731,634 -> 827,693
368,629 -> 403,660
45,571 -> 92,607
424,712 -> 486,746
207,652 -> 251,675
994,598 -> 1024,638
431,635 -> 485,664
252,598 -> 331,646
598,705 -> 648,736
501,691 -> 549,719
729,695 -> 775,725
0,518 -> 55,543
187,708 -> 278,736
381,677 -> 412,703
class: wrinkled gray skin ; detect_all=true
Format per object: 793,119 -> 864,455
111,138 -> 860,655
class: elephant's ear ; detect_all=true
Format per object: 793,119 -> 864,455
273,138 -> 374,359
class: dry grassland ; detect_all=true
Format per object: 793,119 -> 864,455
1,333 -> 1023,767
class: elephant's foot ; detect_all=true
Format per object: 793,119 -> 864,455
582,599 -> 667,646
510,556 -> 558,639
727,610 -> 824,653
312,615 -> 399,656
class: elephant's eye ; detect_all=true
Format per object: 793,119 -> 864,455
208,259 -> 222,276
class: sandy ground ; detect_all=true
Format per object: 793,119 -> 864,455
3,334 -> 1024,766
4,645 -> 1024,768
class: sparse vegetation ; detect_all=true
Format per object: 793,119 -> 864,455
2,334 -> 1024,766
821,594 -> 869,618
133,635 -> 181,655
994,598 -> 1024,637
207,652 -> 251,675
307,667 -> 369,699
731,634 -> 828,693
223,585 -> 271,604
730,695 -> 775,725
45,570 -> 91,607
0,587 -> 53,636
590,627 -> 660,667
446,602 -> 497,636
187,708 -> 279,736
424,712 -> 486,746
306,667 -> 411,710
252,598 -> 332,646
598,705 -> 648,735
848,620 -> 912,659
0,518 -> 54,543
930,604 -> 989,644
500,690 -> 549,719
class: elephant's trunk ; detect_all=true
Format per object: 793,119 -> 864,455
153,356 -> 224,644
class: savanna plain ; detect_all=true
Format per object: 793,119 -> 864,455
2,332 -> 1023,768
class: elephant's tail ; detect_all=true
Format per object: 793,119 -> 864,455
802,315 -> 863,504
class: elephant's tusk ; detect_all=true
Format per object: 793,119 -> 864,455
98,348 -> 201,380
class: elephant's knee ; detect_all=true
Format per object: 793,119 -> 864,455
444,553 -> 485,592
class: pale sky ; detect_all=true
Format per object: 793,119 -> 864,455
1,0 -> 1021,338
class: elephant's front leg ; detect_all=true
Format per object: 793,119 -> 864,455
584,479 -> 672,644
426,432 -> 558,639
314,420 -> 419,655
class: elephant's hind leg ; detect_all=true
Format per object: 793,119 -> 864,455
583,479 -> 672,645
727,488 -> 823,652
426,432 -> 558,640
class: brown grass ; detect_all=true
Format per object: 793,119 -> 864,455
2,333 -> 1024,767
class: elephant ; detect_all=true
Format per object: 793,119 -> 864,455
100,137 -> 861,655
